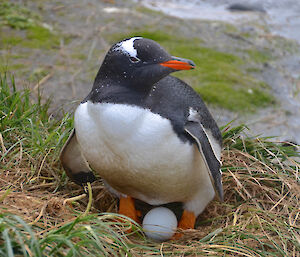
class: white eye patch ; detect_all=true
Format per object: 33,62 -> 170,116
114,37 -> 142,58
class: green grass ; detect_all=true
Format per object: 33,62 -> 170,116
246,49 -> 272,63
0,74 -> 71,173
71,52 -> 86,61
135,6 -> 165,16
0,75 -> 299,256
0,2 -> 38,29
0,213 -> 144,257
0,63 -> 26,73
23,25 -> 59,49
0,34 -> 23,46
110,30 -> 274,112
0,1 -> 60,49
0,25 -> 60,50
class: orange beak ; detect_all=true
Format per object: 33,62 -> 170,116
160,57 -> 195,70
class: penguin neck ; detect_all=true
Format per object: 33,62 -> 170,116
90,76 -> 151,106
95,64 -> 158,91
93,67 -> 154,96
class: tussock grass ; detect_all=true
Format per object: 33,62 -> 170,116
0,75 -> 299,256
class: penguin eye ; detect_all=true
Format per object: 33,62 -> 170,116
129,56 -> 140,63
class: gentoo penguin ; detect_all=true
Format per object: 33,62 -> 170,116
60,37 -> 223,232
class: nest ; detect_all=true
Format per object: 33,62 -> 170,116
0,136 -> 299,256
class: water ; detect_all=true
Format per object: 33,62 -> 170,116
138,0 -> 300,144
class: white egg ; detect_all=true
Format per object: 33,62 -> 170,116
142,207 -> 178,242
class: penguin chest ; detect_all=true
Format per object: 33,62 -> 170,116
74,102 -> 200,204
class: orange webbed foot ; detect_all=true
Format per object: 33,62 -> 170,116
172,210 -> 196,240
118,196 -> 140,227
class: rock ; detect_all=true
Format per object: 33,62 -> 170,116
227,3 -> 266,13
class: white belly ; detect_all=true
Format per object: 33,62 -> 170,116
74,102 -> 207,205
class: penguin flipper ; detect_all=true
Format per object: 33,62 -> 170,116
184,122 -> 223,201
60,129 -> 95,185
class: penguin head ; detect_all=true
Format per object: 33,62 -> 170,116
96,37 -> 195,90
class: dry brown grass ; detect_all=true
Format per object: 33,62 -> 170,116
1,137 -> 299,256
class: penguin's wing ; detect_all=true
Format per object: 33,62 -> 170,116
184,121 -> 223,201
60,129 -> 95,185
